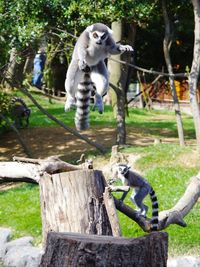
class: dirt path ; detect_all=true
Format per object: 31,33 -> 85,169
0,125 -> 180,162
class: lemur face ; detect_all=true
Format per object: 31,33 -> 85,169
89,30 -> 108,45
111,164 -> 130,178
117,164 -> 130,175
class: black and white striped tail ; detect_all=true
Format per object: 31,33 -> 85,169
149,187 -> 159,231
75,72 -> 92,131
11,97 -> 27,107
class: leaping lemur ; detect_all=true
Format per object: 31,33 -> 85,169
64,23 -> 133,131
111,163 -> 159,231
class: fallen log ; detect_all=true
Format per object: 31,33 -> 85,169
0,156 -> 93,184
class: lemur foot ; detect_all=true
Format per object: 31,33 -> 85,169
64,99 -> 76,112
93,95 -> 104,114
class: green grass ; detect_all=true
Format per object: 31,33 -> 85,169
0,183 -> 41,245
12,89 -> 195,141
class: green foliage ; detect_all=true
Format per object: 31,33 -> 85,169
0,89 -> 10,114
0,89 -> 12,132
0,0 -> 163,66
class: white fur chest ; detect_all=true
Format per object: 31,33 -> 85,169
118,173 -> 129,186
86,45 -> 108,66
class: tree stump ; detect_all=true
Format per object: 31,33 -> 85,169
40,232 -> 168,267
39,170 -> 113,244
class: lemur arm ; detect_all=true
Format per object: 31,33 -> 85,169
120,191 -> 128,202
106,36 -> 133,55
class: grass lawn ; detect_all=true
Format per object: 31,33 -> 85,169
0,89 -> 200,256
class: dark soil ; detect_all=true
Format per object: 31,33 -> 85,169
0,125 -> 179,162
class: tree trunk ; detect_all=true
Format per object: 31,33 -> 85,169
162,0 -> 185,147
39,170 -> 113,244
40,232 -> 168,267
189,0 -> 200,152
108,21 -> 136,145
4,47 -> 26,88
4,48 -> 18,88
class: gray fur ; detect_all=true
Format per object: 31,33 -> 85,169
112,163 -> 159,231
64,23 -> 133,130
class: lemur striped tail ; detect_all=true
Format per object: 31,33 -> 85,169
10,97 -> 28,108
149,187 -> 159,231
75,72 -> 93,131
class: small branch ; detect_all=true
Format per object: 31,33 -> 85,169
110,57 -> 188,78
13,156 -> 40,164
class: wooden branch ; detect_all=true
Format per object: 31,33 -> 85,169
114,197 -> 152,232
158,174 -> 200,230
0,162 -> 40,183
13,156 -> 41,164
0,156 -> 93,183
103,187 -> 122,237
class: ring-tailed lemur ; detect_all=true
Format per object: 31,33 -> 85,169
64,23 -> 133,131
111,163 -> 159,231
74,66 -> 93,130
10,97 -> 31,128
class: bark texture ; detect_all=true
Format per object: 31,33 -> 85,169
39,170 -> 112,244
162,0 -> 185,147
108,20 -> 136,145
189,0 -> 200,152
40,232 -> 168,267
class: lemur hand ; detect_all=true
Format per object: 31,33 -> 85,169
107,178 -> 116,185
78,60 -> 90,72
119,45 -> 134,52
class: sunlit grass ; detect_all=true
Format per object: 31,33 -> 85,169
0,183 -> 41,245
13,89 -> 195,142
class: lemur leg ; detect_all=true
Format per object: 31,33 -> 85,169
64,60 -> 83,111
90,61 -> 109,114
130,188 -> 149,217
